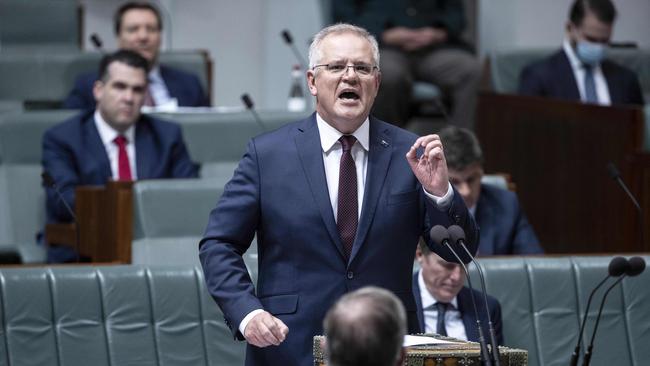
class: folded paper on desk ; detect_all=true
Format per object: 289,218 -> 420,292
404,335 -> 461,347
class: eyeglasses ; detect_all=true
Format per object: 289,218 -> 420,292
312,63 -> 379,77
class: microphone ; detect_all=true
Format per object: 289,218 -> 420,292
607,162 -> 645,249
41,171 -> 81,263
582,257 -> 645,366
448,225 -> 500,366
281,29 -> 308,71
430,225 -> 493,366
569,256 -> 629,366
90,33 -> 103,51
240,94 -> 266,132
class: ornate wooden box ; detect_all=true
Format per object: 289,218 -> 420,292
313,334 -> 528,366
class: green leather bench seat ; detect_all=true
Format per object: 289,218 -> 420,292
490,48 -> 650,99
0,51 -> 210,104
0,265 -> 247,366
469,255 -> 650,366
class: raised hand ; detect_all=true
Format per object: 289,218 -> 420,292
405,134 -> 449,196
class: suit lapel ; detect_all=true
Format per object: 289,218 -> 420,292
601,62 -> 621,104
294,115 -> 346,260
349,118 -> 392,263
84,115 -> 112,178
557,51 -> 582,100
134,118 -> 154,179
413,272 -> 425,332
458,287 -> 480,342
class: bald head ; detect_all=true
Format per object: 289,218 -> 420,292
323,287 -> 406,366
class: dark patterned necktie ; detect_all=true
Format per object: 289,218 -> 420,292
337,135 -> 357,259
436,302 -> 449,336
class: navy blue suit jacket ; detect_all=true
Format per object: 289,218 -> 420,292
199,114 -> 479,366
476,184 -> 543,255
518,49 -> 644,105
412,271 -> 503,345
63,65 -> 209,109
42,110 -> 198,262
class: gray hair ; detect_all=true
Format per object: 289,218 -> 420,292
308,23 -> 380,70
324,286 -> 406,366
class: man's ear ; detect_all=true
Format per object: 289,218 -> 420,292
307,70 -> 318,96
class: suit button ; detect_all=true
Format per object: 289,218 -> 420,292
454,214 -> 461,223
347,271 -> 354,279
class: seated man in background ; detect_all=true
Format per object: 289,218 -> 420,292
332,0 -> 482,128
439,126 -> 543,255
323,286 -> 406,366
413,241 -> 503,344
43,50 -> 198,263
64,1 -> 209,109
518,0 -> 644,106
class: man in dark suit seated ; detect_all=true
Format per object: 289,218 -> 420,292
323,286 -> 407,366
63,2 -> 209,109
413,241 -> 503,344
439,126 -> 543,255
199,23 -> 478,366
332,0 -> 482,128
518,0 -> 644,106
43,50 -> 198,263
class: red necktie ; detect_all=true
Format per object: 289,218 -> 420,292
113,135 -> 132,181
337,135 -> 358,259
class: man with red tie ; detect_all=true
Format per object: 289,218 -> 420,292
42,50 -> 198,263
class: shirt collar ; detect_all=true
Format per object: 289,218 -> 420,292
316,113 -> 370,154
418,269 -> 459,310
93,110 -> 136,147
149,65 -> 163,84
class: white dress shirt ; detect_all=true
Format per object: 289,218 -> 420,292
239,114 -> 455,335
94,110 -> 137,180
562,39 -> 611,105
148,66 -> 174,106
418,270 -> 468,341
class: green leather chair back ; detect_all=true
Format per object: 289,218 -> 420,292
469,255 -> 650,366
0,265 -> 247,366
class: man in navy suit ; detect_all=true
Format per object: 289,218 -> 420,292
43,50 -> 198,263
518,0 -> 644,106
63,2 -> 208,109
439,126 -> 543,255
413,241 -> 503,344
199,24 -> 478,366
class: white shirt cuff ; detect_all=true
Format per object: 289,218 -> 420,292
423,182 -> 454,211
239,309 -> 265,336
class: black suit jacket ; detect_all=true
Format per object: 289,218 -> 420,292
518,49 -> 644,105
412,271 -> 504,345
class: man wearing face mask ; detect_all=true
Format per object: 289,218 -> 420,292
518,0 -> 644,106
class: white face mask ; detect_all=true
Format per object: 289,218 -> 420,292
576,40 -> 606,66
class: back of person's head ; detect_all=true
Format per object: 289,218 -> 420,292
569,0 -> 617,26
438,126 -> 483,171
114,1 -> 163,35
98,49 -> 150,82
323,286 -> 406,366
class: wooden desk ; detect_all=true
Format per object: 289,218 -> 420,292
45,181 -> 133,263
476,93 -> 646,253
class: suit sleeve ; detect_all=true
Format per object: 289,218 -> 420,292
422,186 -> 480,263
199,139 -> 262,339
42,129 -> 79,222
168,124 -> 199,178
518,64 -> 546,97
62,75 -> 96,110
491,297 -> 504,345
512,206 -> 544,254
